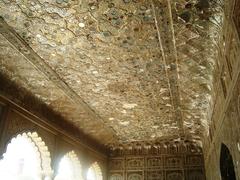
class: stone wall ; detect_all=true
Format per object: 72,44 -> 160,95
0,96 -> 108,179
203,0 -> 240,179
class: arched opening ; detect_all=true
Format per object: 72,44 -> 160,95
220,143 -> 236,180
55,151 -> 83,180
87,162 -> 103,180
0,132 -> 52,179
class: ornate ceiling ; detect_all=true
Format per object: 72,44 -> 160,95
0,0 -> 222,147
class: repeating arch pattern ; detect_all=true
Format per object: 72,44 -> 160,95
0,131 -> 106,180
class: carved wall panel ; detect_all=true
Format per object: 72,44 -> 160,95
109,154 -> 205,180
126,158 -> 144,170
165,156 -> 183,168
145,170 -> 164,180
185,155 -> 203,167
2,109 -> 56,157
5,110 -> 37,141
127,171 -> 143,180
109,158 -> 125,171
110,173 -> 124,180
166,171 -> 183,180
146,157 -> 163,168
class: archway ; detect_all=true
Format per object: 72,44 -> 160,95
0,132 -> 52,179
87,162 -> 103,180
220,143 -> 236,180
54,151 -> 83,180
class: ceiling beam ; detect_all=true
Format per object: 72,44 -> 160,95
151,0 -> 185,137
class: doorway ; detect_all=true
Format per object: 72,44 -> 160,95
220,143 -> 236,180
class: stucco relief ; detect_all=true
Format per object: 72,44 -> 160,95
1,109 -> 57,157
145,171 -> 164,180
110,174 -> 123,180
166,171 -> 183,180
146,157 -> 162,167
165,156 -> 183,167
127,173 -> 142,180
109,159 -> 124,170
126,158 -> 143,169
109,152 -> 205,179
5,111 -> 37,140
185,155 -> 203,166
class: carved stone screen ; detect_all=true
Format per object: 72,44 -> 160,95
108,142 -> 205,180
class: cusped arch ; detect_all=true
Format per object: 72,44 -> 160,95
27,132 -> 52,176
55,150 -> 83,180
0,131 -> 52,179
87,162 -> 103,180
